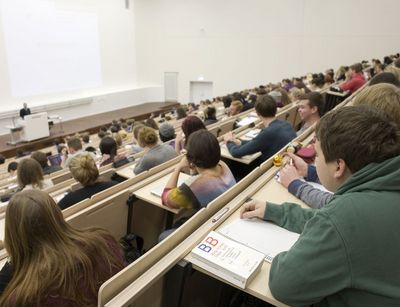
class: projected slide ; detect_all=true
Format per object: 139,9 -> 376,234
1,0 -> 102,97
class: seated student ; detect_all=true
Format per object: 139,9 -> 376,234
161,130 -> 236,239
7,162 -> 18,178
240,106 -> 400,306
174,116 -> 206,154
0,190 -> 124,303
229,100 -> 243,116
203,106 -> 218,126
99,136 -> 127,167
176,106 -> 187,120
279,83 -> 400,209
17,158 -> 53,191
369,71 -> 400,87
61,137 -> 84,168
144,118 -> 159,130
339,63 -> 366,93
133,127 -> 178,174
159,122 -> 176,148
0,154 -> 5,165
58,153 -> 118,210
31,151 -> 62,175
223,94 -> 296,164
296,92 -> 324,135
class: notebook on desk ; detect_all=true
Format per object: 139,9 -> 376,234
218,218 -> 300,263
150,178 -> 187,198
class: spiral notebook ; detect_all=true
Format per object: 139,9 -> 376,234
218,218 -> 300,262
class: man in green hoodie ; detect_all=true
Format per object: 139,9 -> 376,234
240,105 -> 400,307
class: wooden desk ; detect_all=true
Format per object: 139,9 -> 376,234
183,167 -> 309,306
134,172 -> 191,215
116,163 -> 137,179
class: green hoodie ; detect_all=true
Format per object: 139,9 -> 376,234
264,155 -> 400,307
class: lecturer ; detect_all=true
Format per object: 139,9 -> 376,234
19,103 -> 31,119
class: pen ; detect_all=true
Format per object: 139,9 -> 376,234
212,207 -> 229,223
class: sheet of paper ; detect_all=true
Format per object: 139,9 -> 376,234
218,218 -> 300,262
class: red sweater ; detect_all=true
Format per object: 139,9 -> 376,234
339,73 -> 366,93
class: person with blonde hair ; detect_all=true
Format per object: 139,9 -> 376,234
0,190 -> 124,305
229,100 -> 243,116
17,158 -> 53,191
353,83 -> 400,126
133,126 -> 177,174
58,153 -> 117,210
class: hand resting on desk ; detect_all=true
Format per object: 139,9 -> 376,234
240,199 -> 267,220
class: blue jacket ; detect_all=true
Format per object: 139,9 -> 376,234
227,119 -> 296,163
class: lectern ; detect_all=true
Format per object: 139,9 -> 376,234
20,112 -> 50,141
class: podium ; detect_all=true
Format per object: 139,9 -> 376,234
20,112 -> 50,142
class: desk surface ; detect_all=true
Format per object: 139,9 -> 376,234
116,163 -> 137,179
134,172 -> 192,214
185,170 -> 309,306
220,127 -> 262,165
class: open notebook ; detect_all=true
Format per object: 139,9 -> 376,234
150,178 -> 186,198
218,218 -> 300,263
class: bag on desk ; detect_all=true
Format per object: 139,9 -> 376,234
119,233 -> 144,264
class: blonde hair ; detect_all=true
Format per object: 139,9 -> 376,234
1,190 -> 124,306
385,66 -> 400,81
68,153 -> 99,186
17,158 -> 45,189
353,83 -> 400,126
138,126 -> 158,147
231,100 -> 243,112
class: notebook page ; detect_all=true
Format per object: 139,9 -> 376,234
218,218 -> 300,262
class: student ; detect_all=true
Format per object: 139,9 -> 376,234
223,94 -> 296,164
17,158 -> 53,191
176,107 -> 187,120
19,102 -> 31,119
339,63 -> 366,93
279,83 -> 400,209
144,118 -> 159,130
174,116 -> 206,154
62,137 -> 83,168
99,136 -> 127,167
229,100 -> 243,116
240,106 -> 400,306
296,92 -> 324,135
58,153 -> 117,210
0,154 -> 5,165
369,71 -> 400,87
7,162 -> 18,178
31,151 -> 62,175
161,130 -> 236,239
0,190 -> 124,304
159,122 -> 176,146
133,127 -> 178,174
203,106 -> 218,126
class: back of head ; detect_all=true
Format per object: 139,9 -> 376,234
205,106 -> 216,119
369,72 -> 400,87
67,137 -> 82,152
0,154 -> 5,164
316,106 -> 400,174
17,158 -> 44,189
31,151 -> 49,169
384,66 -> 400,83
7,161 -> 18,173
186,130 -> 220,169
99,136 -> 117,157
145,118 -> 159,130
255,95 -> 277,118
306,92 -> 325,117
69,152 -> 99,186
350,63 -> 363,73
138,126 -> 158,147
82,134 -> 90,144
181,116 -> 206,139
395,58 -> 400,69
159,122 -> 176,142
2,189 -> 123,306
353,83 -> 400,127
231,100 -> 243,112
176,107 -> 187,119
133,124 -> 145,140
